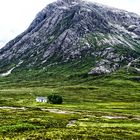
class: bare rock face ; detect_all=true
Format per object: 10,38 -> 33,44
0,0 -> 140,74
88,66 -> 111,75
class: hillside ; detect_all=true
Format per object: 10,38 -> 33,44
0,0 -> 140,139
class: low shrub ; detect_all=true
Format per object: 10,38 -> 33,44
47,94 -> 63,104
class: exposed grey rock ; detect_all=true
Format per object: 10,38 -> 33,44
128,25 -> 137,32
88,66 -> 111,75
134,26 -> 140,35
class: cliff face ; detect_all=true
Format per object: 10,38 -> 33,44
0,0 -> 140,74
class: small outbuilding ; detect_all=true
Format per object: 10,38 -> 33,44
36,97 -> 47,103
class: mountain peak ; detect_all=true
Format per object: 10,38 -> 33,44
60,0 -> 82,3
56,0 -> 85,6
0,0 -> 140,75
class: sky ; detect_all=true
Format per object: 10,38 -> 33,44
0,0 -> 140,48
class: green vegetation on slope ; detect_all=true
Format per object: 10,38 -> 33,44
0,64 -> 140,139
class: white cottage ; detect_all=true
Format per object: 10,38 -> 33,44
36,97 -> 47,102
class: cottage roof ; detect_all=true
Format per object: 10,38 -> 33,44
36,97 -> 47,99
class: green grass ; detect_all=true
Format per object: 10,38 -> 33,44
0,66 -> 140,139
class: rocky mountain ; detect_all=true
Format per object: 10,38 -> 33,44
0,0 -> 140,75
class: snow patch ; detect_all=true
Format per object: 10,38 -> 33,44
0,61 -> 23,77
0,67 -> 15,77
135,68 -> 140,72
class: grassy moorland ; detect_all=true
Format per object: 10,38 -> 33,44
0,66 -> 140,140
